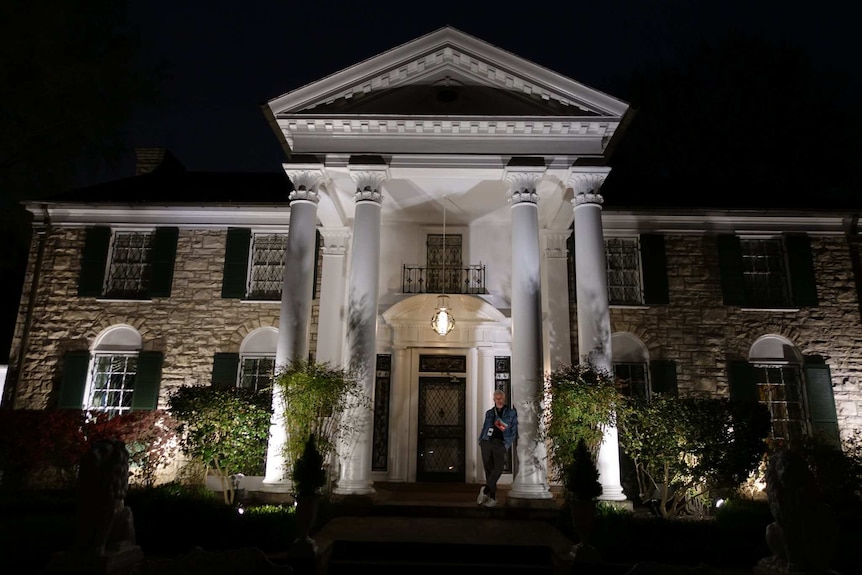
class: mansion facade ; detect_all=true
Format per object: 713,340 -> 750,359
3,27 -> 861,501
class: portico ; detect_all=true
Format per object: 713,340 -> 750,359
262,26 -> 631,502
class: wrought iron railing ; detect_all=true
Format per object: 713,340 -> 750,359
401,264 -> 486,294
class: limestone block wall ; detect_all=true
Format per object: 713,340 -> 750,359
570,234 -> 862,443
8,227 -> 321,410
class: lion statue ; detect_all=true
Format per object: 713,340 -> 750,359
756,447 -> 839,574
73,439 -> 137,556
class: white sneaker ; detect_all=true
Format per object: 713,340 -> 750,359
482,497 -> 497,508
477,486 -> 488,505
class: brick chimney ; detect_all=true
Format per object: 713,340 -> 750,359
134,147 -> 184,175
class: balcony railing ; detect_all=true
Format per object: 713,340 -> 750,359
402,264 -> 486,294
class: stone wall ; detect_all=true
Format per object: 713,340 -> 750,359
571,234 -> 862,444
8,228 -> 320,410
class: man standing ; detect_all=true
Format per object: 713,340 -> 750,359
477,389 -> 518,507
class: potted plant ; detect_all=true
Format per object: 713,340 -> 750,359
288,434 -> 326,558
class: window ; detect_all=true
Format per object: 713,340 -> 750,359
88,354 -> 138,414
426,233 -> 462,293
568,233 -> 668,306
239,356 -> 275,391
605,237 -> 643,305
740,239 -> 791,308
58,325 -> 163,412
752,364 -> 806,443
78,227 -> 178,299
248,233 -> 289,300
222,228 -> 294,300
717,234 -> 818,308
614,362 -> 649,400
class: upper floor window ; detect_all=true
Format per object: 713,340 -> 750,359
78,227 -> 178,299
105,231 -> 154,298
740,239 -> 791,308
248,233 -> 288,300
717,234 -> 818,309
605,237 -> 643,305
222,228 -> 317,301
568,233 -> 669,307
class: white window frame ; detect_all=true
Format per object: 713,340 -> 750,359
239,354 -> 276,391
738,235 -> 791,308
246,230 -> 289,300
605,236 -> 644,305
104,228 -> 155,298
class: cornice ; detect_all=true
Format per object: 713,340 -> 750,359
27,205 -> 292,228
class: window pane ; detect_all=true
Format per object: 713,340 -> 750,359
248,233 -> 288,300
740,239 -> 790,307
605,238 -> 643,305
88,353 -> 138,415
105,232 -> 154,298
240,355 -> 276,391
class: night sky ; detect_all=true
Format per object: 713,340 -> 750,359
102,0 -> 861,183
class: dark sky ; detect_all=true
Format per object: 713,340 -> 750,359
102,0 -> 859,183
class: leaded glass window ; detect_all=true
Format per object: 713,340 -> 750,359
740,239 -> 791,308
88,353 -> 138,415
248,233 -> 288,300
605,237 -> 643,305
105,231 -> 153,298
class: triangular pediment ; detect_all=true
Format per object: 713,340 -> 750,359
268,26 -> 627,118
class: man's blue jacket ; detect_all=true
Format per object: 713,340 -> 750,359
478,405 -> 518,449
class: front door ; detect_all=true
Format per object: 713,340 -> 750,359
417,376 -> 466,482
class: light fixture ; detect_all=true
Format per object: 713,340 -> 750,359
431,196 -> 456,336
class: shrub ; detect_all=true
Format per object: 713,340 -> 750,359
168,385 -> 272,505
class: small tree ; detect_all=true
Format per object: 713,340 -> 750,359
291,434 -> 326,498
272,359 -> 370,490
540,362 -> 620,486
168,385 -> 272,505
618,394 -> 770,518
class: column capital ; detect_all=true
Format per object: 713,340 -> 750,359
319,227 -> 352,255
542,229 -> 571,259
349,166 -> 389,204
503,165 -> 545,205
567,166 -> 611,206
284,164 -> 326,204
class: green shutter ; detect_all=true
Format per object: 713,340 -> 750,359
212,353 -> 240,388
222,228 -> 251,298
649,360 -> 678,397
717,235 -> 746,306
78,227 -> 111,297
567,231 -> 576,303
804,363 -> 841,448
312,229 -> 321,299
785,234 -> 819,307
727,361 -> 758,403
148,227 -> 179,298
57,350 -> 90,409
131,351 -> 163,410
640,234 -> 669,305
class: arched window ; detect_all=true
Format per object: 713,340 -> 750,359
748,335 -> 808,443
87,325 -> 142,414
612,333 -> 650,400
239,327 -> 278,391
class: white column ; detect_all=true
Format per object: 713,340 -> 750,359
263,167 -> 324,491
316,228 -> 351,365
476,347 -> 496,483
542,230 -> 573,370
388,346 -> 409,481
333,167 -> 388,496
568,166 -> 625,501
504,167 -> 552,500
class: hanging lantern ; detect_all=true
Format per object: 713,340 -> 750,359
431,295 -> 455,336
